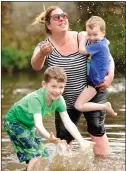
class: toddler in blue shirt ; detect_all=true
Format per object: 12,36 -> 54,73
75,16 -> 117,116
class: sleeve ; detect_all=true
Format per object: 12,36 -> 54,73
56,96 -> 67,113
28,96 -> 42,114
86,41 -> 101,56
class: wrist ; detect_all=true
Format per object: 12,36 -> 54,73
39,47 -> 44,56
78,138 -> 85,145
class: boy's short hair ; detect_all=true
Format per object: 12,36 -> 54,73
44,66 -> 67,83
86,16 -> 106,32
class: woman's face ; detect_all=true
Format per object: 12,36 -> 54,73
47,8 -> 69,34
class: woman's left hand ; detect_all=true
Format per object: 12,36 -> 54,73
99,75 -> 113,89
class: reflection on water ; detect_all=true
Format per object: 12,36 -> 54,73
1,72 -> 125,171
2,140 -> 125,171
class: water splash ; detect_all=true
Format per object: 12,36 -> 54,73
29,141 -> 94,171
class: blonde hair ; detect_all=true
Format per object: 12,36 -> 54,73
32,6 -> 60,34
86,16 -> 106,32
44,66 -> 67,83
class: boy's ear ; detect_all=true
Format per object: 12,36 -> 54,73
42,81 -> 46,88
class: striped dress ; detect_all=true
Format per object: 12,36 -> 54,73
38,38 -> 87,109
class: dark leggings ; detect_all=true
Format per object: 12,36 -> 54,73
55,89 -> 108,143
55,108 -> 81,143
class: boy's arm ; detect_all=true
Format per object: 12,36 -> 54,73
78,32 -> 88,55
59,111 -> 90,148
99,54 -> 115,89
34,113 -> 60,143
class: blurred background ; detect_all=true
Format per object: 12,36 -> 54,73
1,1 -> 125,171
1,1 -> 125,73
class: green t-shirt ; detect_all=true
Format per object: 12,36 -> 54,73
5,88 -> 66,128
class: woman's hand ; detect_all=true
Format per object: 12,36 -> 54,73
99,54 -> 115,89
48,132 -> 61,143
40,41 -> 54,57
31,41 -> 54,70
99,75 -> 114,89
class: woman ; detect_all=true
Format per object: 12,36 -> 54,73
31,6 -> 115,157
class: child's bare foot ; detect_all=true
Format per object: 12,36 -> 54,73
105,102 -> 117,116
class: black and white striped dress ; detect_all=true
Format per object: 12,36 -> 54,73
38,39 -> 87,109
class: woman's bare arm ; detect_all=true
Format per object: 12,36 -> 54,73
31,47 -> 46,70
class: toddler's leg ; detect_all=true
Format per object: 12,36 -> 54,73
75,86 -> 117,116
74,85 -> 97,111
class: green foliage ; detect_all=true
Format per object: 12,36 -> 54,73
1,47 -> 32,72
1,1 -> 125,73
76,1 -> 125,63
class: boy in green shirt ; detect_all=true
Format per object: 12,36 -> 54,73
4,66 -> 91,171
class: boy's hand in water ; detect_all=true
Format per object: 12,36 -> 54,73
48,132 -> 61,143
80,140 -> 95,150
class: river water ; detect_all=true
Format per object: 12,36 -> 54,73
1,71 -> 125,171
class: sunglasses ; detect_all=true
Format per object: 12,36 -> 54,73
50,12 -> 68,21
